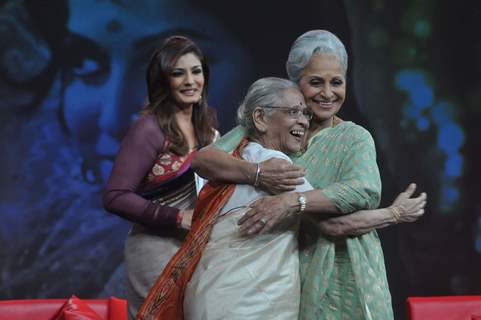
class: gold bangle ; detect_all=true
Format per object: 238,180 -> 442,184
390,206 -> 402,223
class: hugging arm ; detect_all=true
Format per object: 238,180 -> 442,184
315,183 -> 427,237
244,126 -> 382,226
193,145 -> 256,184
308,127 -> 429,236
241,182 -> 427,237
239,126 -> 382,235
192,126 -> 305,194
240,126 -> 420,236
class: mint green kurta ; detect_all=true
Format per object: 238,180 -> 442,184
214,122 -> 393,320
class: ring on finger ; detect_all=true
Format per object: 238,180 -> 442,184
259,218 -> 267,225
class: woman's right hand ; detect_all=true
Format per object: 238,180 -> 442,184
257,158 -> 306,194
390,183 -> 427,223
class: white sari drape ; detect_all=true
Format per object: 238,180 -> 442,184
184,142 -> 312,320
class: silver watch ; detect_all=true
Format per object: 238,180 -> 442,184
297,193 -> 307,213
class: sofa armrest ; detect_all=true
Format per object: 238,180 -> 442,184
407,296 -> 481,320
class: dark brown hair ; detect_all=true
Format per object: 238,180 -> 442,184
143,35 -> 217,155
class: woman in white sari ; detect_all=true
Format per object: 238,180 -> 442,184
183,77 -> 311,319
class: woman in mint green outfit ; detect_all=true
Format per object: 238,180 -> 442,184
192,30 -> 426,320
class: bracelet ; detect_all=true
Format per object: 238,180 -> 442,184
389,206 -> 402,223
253,163 -> 261,187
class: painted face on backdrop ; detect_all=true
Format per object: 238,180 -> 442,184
298,53 -> 346,127
168,53 -> 204,108
63,0 -> 252,186
262,88 -> 309,154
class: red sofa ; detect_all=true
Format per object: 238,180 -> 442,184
0,297 -> 127,320
407,296 -> 481,320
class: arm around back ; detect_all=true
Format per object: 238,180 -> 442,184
192,125 -> 305,193
192,145 -> 256,184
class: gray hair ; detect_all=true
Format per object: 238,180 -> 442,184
237,77 -> 298,135
286,30 -> 348,82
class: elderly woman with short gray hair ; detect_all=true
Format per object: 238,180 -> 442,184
182,77 -> 312,319
192,30 -> 427,320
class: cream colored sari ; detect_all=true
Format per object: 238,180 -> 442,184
184,142 -> 312,320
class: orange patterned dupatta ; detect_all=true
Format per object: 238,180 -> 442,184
136,139 -> 248,320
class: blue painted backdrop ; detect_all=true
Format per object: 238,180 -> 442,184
1,1 -> 480,318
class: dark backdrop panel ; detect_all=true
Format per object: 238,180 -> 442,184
1,1 -> 480,319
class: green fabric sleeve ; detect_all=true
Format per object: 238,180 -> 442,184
321,126 -> 382,213
213,125 -> 247,153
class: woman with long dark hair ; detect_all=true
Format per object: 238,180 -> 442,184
103,35 -> 217,318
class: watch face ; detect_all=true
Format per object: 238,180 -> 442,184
298,194 -> 307,212
299,194 -> 306,203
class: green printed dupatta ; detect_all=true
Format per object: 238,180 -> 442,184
214,122 -> 393,320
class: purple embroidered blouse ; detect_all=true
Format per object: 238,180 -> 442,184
103,115 -> 180,228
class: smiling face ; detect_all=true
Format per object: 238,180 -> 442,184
168,53 -> 204,109
260,88 -> 309,154
61,0 -> 252,185
298,53 -> 346,131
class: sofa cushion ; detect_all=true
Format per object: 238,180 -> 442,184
0,297 -> 126,320
52,295 -> 102,320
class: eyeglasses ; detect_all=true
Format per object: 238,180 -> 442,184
262,105 -> 313,121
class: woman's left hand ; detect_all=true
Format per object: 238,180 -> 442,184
257,158 -> 305,194
238,193 -> 296,236
180,209 -> 194,230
